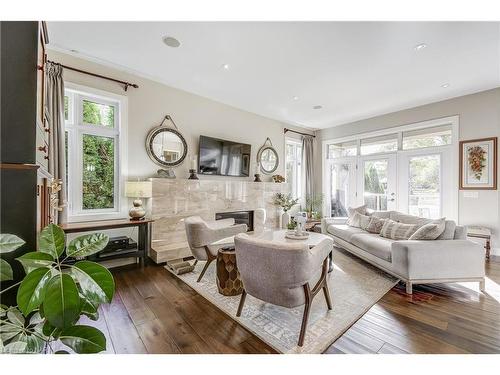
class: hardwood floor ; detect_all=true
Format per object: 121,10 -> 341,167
92,259 -> 500,354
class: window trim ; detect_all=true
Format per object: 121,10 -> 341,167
285,137 -> 303,200
322,115 -> 459,221
64,82 -> 128,223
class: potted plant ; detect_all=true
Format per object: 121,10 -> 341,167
304,193 -> 324,219
273,193 -> 299,228
0,224 -> 113,354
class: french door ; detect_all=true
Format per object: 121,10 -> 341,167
357,154 -> 397,211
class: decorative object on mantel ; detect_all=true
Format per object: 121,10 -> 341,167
146,115 -> 188,179
459,137 -> 497,190
273,192 -> 299,229
272,174 -> 285,183
257,137 -> 279,175
467,226 -> 492,260
157,168 -> 176,178
253,163 -> 262,182
188,154 -> 199,180
125,180 -> 152,220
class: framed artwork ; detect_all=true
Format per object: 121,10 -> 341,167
459,137 -> 497,190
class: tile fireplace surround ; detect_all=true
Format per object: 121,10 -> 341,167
150,178 -> 289,263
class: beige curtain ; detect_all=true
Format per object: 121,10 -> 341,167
46,62 -> 67,224
301,135 -> 315,200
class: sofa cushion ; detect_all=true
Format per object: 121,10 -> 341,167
327,224 -> 366,242
371,211 -> 392,219
348,212 -> 371,229
409,218 -> 446,240
346,205 -> 367,226
365,216 -> 386,234
437,220 -> 457,240
380,219 -> 419,240
390,211 -> 432,226
350,233 -> 393,262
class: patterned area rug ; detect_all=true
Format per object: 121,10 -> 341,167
165,247 -> 398,354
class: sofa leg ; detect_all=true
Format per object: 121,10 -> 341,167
298,284 -> 312,347
236,290 -> 247,317
405,282 -> 413,295
479,279 -> 486,292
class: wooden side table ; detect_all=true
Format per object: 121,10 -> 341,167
216,246 -> 243,296
467,226 -> 491,260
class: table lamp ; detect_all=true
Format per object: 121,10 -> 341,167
125,181 -> 152,220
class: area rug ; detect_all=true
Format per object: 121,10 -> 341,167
165,247 -> 398,354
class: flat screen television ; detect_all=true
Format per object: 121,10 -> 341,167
198,135 -> 251,177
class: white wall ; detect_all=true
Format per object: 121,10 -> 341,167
315,87 -> 500,255
48,50 -> 312,183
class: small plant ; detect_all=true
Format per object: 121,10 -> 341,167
304,193 -> 324,218
287,220 -> 297,230
0,224 -> 113,354
273,193 -> 299,212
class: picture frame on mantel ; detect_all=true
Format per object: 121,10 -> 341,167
459,137 -> 497,190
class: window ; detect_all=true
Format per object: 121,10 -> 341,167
402,125 -> 452,150
327,140 -> 357,159
285,139 -> 302,199
360,134 -> 398,155
65,87 -> 123,219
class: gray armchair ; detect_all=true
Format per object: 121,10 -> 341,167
184,216 -> 247,282
234,233 -> 334,347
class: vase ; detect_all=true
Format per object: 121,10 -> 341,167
281,211 -> 290,229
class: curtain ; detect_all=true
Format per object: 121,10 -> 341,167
301,135 -> 315,201
46,62 -> 67,224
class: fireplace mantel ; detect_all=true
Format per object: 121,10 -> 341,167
150,178 -> 289,263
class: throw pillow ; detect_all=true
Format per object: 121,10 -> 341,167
365,216 -> 386,234
347,212 -> 371,229
436,220 -> 456,240
346,205 -> 367,226
409,218 -> 446,240
380,219 -> 419,240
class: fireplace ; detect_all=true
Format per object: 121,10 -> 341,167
215,210 -> 254,232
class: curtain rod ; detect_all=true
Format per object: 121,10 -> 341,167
284,128 -> 315,138
47,60 -> 139,92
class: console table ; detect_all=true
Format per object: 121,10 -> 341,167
59,218 -> 154,267
467,226 -> 492,261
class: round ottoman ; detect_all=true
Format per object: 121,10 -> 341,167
216,246 -> 243,296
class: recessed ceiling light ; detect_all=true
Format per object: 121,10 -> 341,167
313,105 -> 322,110
163,36 -> 181,48
222,64 -> 230,70
441,83 -> 450,88
70,49 -> 79,53
414,43 -> 427,51
293,96 -> 299,101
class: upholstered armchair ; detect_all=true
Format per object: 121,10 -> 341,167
234,233 -> 334,347
184,216 -> 247,282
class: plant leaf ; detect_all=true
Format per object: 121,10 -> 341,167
43,274 -> 81,329
17,267 -> 52,316
0,234 -> 25,253
16,252 -> 54,274
0,322 -> 24,342
55,350 -> 70,354
42,320 -> 61,339
72,261 -> 115,304
29,311 -> 44,326
60,325 -> 106,353
39,224 -> 65,258
24,334 -> 45,353
0,258 -> 13,281
1,341 -> 28,354
66,233 -> 109,258
79,294 -> 99,321
7,308 -> 25,326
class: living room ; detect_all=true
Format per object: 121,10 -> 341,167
1,0 -> 499,371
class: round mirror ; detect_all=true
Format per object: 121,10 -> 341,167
258,139 -> 279,174
146,127 -> 188,167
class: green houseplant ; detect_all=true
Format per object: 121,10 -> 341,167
0,224 -> 114,354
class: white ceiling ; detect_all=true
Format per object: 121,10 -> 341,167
47,22 -> 500,130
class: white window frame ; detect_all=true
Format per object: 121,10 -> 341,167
65,82 -> 128,222
322,115 -> 459,221
285,138 -> 303,199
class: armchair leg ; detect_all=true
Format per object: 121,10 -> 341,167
236,290 -> 247,317
298,283 -> 312,347
323,283 -> 333,310
197,246 -> 216,282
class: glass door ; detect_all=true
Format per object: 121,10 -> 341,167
326,159 -> 356,217
358,155 -> 397,211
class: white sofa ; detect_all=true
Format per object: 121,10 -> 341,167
321,211 -> 485,294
